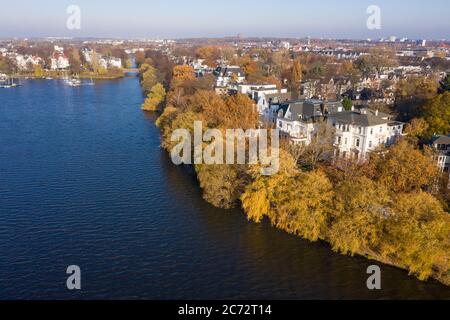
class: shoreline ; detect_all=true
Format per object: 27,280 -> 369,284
139,74 -> 450,289
6,73 -> 125,81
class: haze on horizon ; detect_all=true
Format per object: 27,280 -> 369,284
0,0 -> 449,40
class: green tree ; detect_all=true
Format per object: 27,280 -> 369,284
342,97 -> 353,111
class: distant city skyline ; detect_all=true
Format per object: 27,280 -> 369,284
1,0 -> 449,40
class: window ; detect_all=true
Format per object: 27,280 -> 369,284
369,141 -> 372,148
370,128 -> 374,135
337,136 -> 342,144
355,139 -> 360,147
344,138 -> 348,145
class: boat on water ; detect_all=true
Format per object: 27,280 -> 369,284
65,77 -> 94,87
0,77 -> 21,89
65,78 -> 82,87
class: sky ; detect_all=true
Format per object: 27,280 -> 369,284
0,0 -> 449,40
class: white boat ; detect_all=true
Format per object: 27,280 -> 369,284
0,77 -> 20,88
65,78 -> 82,87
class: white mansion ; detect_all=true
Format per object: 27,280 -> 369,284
277,99 -> 343,145
328,108 -> 404,160
276,100 -> 405,160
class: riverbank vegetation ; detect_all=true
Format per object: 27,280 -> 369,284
140,51 -> 450,286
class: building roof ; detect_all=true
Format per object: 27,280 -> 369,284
328,109 -> 392,127
266,92 -> 291,104
214,66 -> 244,77
283,99 -> 343,121
432,135 -> 450,145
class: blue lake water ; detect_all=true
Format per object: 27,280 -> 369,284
0,77 -> 449,299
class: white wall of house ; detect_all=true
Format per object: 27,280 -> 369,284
277,117 -> 315,145
328,119 -> 404,160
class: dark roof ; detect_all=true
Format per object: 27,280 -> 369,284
214,66 -> 244,77
432,135 -> 450,145
328,110 -> 391,127
283,99 -> 343,121
275,104 -> 290,117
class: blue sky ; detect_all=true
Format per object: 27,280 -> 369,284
1,0 -> 449,39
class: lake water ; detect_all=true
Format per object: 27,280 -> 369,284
0,76 -> 448,299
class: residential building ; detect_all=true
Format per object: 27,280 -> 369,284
328,108 -> 404,160
431,135 -> 450,173
277,99 -> 343,145
107,57 -> 122,68
213,65 -> 245,87
50,52 -> 70,70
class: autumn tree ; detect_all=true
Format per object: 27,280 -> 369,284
190,92 -> 258,130
197,164 -> 249,209
221,94 -> 259,129
0,55 -> 14,73
140,64 -> 160,94
241,150 -> 300,223
171,64 -> 195,89
142,83 -> 166,111
289,59 -> 302,99
33,64 -> 44,78
395,76 -> 438,120
135,51 -> 146,67
403,118 -> 429,139
66,47 -> 82,74
387,192 -> 450,281
329,177 -> 392,255
374,139 -> 439,193
419,92 -> 450,137
196,46 -> 220,67
272,170 -> 334,241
